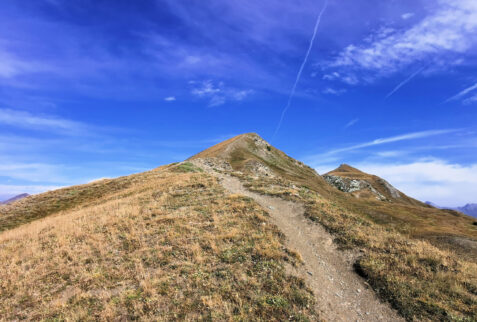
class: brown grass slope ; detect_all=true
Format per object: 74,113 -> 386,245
326,164 -> 428,206
238,175 -> 477,321
193,133 -> 477,320
1,133 -> 476,321
0,166 -> 173,233
191,134 -> 477,261
325,164 -> 477,263
0,163 -> 315,320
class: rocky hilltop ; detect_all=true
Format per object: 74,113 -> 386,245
324,164 -> 426,206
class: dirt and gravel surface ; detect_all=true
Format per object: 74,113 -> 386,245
216,173 -> 403,322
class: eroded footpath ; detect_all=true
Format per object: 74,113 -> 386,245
217,174 -> 403,322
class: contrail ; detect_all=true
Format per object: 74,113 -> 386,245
443,82 -> 477,104
385,66 -> 425,100
272,0 -> 329,140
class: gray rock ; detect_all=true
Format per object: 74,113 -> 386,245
323,175 -> 386,201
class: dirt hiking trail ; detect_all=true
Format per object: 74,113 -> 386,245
217,174 -> 403,322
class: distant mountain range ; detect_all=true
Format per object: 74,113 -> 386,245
0,193 -> 29,205
425,201 -> 477,218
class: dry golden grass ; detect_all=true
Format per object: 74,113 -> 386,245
240,175 -> 477,321
3,131 -> 476,321
324,165 -> 477,258
0,166 -> 174,233
0,167 -> 315,321
186,133 -> 477,320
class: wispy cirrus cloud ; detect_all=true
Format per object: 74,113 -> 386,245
0,161 -> 71,183
0,51 -> 34,78
323,87 -> 346,96
190,80 -> 253,107
320,0 -> 477,84
315,129 -> 459,156
312,158 -> 477,206
0,184 -> 63,200
443,82 -> 477,103
0,108 -> 88,135
344,118 -> 359,128
463,95 -> 477,105
352,159 -> 477,206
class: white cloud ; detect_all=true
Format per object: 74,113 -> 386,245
0,108 -> 88,135
444,82 -> 477,103
323,0 -> 477,82
0,50 -> 46,78
312,159 -> 477,207
0,184 -> 62,199
344,118 -> 359,128
374,150 -> 406,158
164,96 -> 176,101
354,160 -> 477,206
323,87 -> 346,95
0,162 -> 69,183
322,72 -> 359,85
191,80 -> 222,97
319,129 -> 458,156
231,89 -> 253,101
463,94 -> 477,105
208,95 -> 226,107
401,13 -> 415,20
190,80 -> 252,107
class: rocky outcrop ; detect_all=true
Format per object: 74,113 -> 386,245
378,178 -> 401,199
243,159 -> 275,178
323,175 -> 386,201
191,156 -> 276,179
189,157 -> 233,172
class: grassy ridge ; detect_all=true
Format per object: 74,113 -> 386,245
240,175 -> 477,321
0,169 -> 168,233
0,170 -> 315,320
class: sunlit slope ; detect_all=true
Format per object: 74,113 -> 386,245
324,164 -> 477,261
189,133 -> 336,197
0,164 -> 314,320
1,132 -> 476,321
0,166 -> 172,232
325,164 -> 426,206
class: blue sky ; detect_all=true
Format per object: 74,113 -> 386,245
0,0 -> 476,206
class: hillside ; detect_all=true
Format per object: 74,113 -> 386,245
324,164 -> 477,262
188,133 -> 335,197
0,163 -> 314,320
324,164 -> 423,206
0,133 -> 476,321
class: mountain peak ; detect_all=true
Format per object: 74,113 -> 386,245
188,132 -> 335,194
189,132 -> 275,165
333,164 -> 364,174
